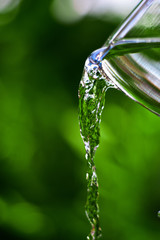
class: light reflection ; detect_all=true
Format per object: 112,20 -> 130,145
51,0 -> 81,23
73,0 -> 93,16
89,0 -> 139,15
0,0 -> 21,13
0,0 -> 11,10
51,0 -> 140,23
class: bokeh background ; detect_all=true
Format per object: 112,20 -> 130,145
0,0 -> 159,239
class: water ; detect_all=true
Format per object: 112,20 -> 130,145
79,39 -> 160,239
78,50 -> 116,239
79,0 -> 160,238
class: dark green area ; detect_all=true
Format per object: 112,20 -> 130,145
0,1 -> 159,240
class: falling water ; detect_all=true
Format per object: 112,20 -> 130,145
78,36 -> 160,239
78,0 -> 160,237
78,49 -> 115,239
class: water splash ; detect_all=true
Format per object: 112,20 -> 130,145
78,49 -> 115,239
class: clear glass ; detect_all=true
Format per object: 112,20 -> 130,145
89,0 -> 160,116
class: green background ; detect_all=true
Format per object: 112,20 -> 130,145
0,1 -> 160,239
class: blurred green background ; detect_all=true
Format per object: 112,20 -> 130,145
0,0 -> 159,239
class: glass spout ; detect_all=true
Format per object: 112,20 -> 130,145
100,0 -> 160,116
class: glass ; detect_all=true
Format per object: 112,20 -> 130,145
79,1 -> 160,238
89,0 -> 160,116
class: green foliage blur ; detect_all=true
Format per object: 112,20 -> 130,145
0,0 -> 159,240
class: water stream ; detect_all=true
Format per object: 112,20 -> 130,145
79,2 -> 160,236
78,38 -> 160,239
78,51 -> 116,239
